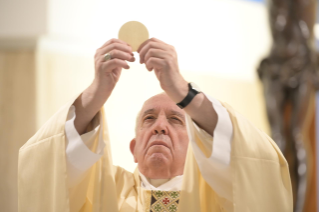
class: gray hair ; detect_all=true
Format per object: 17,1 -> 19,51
135,108 -> 142,136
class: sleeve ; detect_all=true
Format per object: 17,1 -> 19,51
18,96 -> 128,212
65,105 -> 105,188
185,93 -> 292,212
186,93 -> 233,202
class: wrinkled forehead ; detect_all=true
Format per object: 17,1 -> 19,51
141,93 -> 186,116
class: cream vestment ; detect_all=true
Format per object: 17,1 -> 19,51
64,95 -> 231,192
18,94 -> 293,212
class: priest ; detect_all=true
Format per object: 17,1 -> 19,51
18,38 -> 292,212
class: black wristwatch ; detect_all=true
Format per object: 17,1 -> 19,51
176,82 -> 201,109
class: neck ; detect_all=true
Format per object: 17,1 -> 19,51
149,178 -> 171,187
139,171 -> 174,188
139,165 -> 183,179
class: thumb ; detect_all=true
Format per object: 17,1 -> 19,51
113,67 -> 122,82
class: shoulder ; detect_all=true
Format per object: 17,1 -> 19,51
222,102 -> 283,163
20,98 -> 76,152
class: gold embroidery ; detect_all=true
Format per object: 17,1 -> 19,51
149,190 -> 180,212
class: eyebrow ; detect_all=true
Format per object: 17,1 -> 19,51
141,108 -> 185,120
142,109 -> 156,118
170,110 -> 185,120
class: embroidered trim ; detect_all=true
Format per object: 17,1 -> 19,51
149,190 -> 180,212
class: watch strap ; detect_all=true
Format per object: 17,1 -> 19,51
176,83 -> 200,109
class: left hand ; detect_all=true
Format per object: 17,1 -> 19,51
138,38 -> 188,102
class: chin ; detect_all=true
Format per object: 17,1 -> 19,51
147,153 -> 169,167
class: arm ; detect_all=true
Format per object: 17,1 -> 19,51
65,38 -> 134,188
65,39 -> 135,210
139,38 -> 292,210
138,38 -> 217,136
74,38 -> 134,134
172,91 -> 217,137
65,106 -> 104,188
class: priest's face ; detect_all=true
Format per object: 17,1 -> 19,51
130,93 -> 189,179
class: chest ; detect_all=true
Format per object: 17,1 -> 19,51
143,190 -> 181,212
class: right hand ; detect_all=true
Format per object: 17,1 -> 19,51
73,39 -> 134,135
93,38 -> 135,91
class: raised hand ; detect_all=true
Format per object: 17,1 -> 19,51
137,38 -> 188,103
94,38 -> 134,90
74,38 -> 134,134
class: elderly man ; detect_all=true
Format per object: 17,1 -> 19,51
18,38 -> 292,212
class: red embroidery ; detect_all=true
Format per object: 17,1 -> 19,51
150,190 -> 180,212
162,198 -> 170,205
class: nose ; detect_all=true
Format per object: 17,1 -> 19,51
152,116 -> 169,135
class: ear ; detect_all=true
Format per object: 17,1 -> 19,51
130,138 -> 138,163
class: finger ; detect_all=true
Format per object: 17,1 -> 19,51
144,49 -> 167,63
96,51 -> 134,67
94,43 -> 135,62
99,38 -> 130,49
137,37 -> 164,53
150,37 -> 165,44
102,58 -> 130,71
137,39 -> 151,53
96,43 -> 133,57
139,42 -> 169,64
106,49 -> 135,62
145,57 -> 164,72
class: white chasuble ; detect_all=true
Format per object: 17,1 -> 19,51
18,95 -> 292,212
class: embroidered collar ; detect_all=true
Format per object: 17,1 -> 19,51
139,172 -> 183,191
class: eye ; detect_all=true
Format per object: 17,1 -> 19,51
144,115 -> 155,121
170,116 -> 182,123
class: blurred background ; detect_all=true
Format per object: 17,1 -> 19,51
1,0 -> 319,211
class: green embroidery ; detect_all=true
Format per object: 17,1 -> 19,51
154,203 -> 162,212
169,203 -> 177,212
155,191 -> 163,198
150,190 -> 180,212
170,191 -> 179,199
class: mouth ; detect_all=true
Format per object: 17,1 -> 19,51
149,141 -> 170,149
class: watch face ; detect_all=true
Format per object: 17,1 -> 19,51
190,82 -> 201,92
